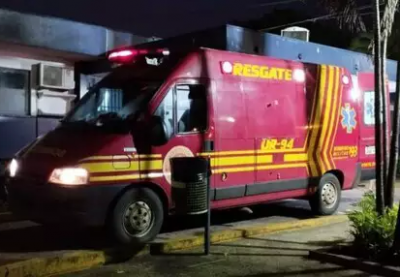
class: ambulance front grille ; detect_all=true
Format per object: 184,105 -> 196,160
17,170 -> 48,184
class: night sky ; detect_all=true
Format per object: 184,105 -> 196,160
0,0 -> 321,37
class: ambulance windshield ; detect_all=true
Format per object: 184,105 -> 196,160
63,66 -> 161,126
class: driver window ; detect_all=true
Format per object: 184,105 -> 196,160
177,84 -> 207,133
153,84 -> 207,135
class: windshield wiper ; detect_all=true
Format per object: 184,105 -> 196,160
61,119 -> 90,126
93,112 -> 125,126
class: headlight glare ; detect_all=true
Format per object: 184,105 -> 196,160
9,159 -> 19,177
49,167 -> 89,185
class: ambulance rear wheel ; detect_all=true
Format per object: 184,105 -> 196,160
309,173 -> 341,215
110,187 -> 164,245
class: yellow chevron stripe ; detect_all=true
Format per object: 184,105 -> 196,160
318,66 -> 335,173
330,69 -> 344,169
303,66 -> 321,154
324,67 -> 340,170
308,65 -> 327,177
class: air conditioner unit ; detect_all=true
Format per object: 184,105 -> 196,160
33,63 -> 75,90
281,26 -> 310,42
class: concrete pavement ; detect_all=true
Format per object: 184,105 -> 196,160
65,221 -> 373,277
0,186 -> 393,276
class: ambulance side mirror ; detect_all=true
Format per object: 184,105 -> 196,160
149,115 -> 172,146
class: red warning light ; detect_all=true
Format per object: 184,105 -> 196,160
108,49 -> 137,63
108,48 -> 170,64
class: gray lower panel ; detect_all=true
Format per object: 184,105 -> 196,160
213,177 -> 319,200
246,178 -> 319,196
215,185 -> 246,200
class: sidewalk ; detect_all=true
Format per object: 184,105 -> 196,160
67,221 -> 370,277
0,186 -> 383,276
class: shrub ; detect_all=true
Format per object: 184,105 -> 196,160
348,192 -> 399,260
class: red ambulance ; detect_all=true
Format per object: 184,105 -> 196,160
7,47 -> 382,244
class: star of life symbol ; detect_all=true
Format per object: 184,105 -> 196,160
341,103 -> 357,134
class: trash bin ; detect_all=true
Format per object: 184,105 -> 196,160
170,157 -> 211,215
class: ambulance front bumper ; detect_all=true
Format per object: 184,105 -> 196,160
7,177 -> 127,227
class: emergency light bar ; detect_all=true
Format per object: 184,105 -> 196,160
108,48 -> 170,63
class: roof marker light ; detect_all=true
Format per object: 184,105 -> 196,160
342,75 -> 350,85
138,49 -> 149,55
157,49 -> 170,55
221,61 -> 233,74
293,69 -> 305,82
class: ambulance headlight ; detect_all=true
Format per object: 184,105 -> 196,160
8,159 -> 19,178
49,167 -> 89,186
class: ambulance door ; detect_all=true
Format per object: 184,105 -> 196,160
213,81 -> 255,202
357,72 -> 391,179
146,81 -> 215,194
357,73 -> 377,179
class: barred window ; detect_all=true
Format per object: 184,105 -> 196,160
0,68 -> 30,116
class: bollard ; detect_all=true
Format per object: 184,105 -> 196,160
170,157 -> 211,254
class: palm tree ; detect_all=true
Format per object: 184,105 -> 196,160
317,0 -> 367,32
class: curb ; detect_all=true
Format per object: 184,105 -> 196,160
0,246 -> 149,277
0,215 -> 348,277
0,251 -> 107,277
309,250 -> 400,277
153,215 -> 348,253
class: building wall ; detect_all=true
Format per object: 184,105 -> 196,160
0,9 -> 150,56
0,52 -> 71,159
0,9 -> 152,161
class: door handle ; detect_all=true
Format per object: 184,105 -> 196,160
204,140 -> 214,152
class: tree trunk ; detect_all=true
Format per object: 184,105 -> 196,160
381,37 -> 391,208
373,0 -> 385,215
388,62 -> 400,213
392,68 -> 400,250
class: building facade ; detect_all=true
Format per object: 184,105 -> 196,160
0,9 -> 151,173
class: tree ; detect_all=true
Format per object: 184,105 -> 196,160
316,0 -> 387,213
322,0 -> 400,213
316,0 -> 367,33
391,59 -> 400,251
372,0 -> 385,215
382,0 -> 400,208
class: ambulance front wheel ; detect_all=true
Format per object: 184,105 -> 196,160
110,187 -> 164,245
309,173 -> 341,215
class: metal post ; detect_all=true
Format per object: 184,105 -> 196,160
204,160 -> 211,255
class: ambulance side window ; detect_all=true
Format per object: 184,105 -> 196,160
364,91 -> 375,125
154,88 -> 173,127
176,84 -> 207,133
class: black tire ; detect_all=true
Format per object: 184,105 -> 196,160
309,173 -> 341,216
110,187 -> 164,245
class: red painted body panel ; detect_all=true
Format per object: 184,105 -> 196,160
18,48 -> 387,214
